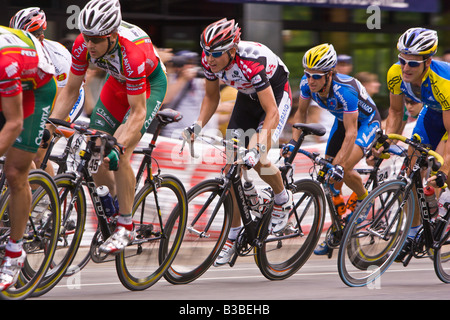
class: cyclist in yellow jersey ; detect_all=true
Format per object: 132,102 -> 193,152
376,27 -> 449,262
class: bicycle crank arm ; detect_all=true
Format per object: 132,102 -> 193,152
187,225 -> 210,238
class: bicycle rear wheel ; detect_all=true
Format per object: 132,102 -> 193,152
115,174 -> 187,291
255,179 -> 325,280
164,179 -> 233,284
32,173 -> 87,297
0,170 -> 60,300
338,179 -> 413,287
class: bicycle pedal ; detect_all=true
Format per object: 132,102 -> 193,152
327,248 -> 334,259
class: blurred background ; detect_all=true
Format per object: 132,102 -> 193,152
1,0 -> 449,119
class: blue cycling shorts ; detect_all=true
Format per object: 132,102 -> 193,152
411,105 -> 446,150
325,111 -> 381,158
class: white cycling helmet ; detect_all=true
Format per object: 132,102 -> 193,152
397,27 -> 438,57
10,7 -> 47,33
302,43 -> 337,72
78,0 -> 122,36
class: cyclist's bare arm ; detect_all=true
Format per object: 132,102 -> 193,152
51,71 -> 84,120
255,86 -> 279,150
119,92 -> 147,148
371,92 -> 403,159
197,78 -> 220,127
385,92 -> 404,135
0,95 -> 23,155
291,97 -> 310,142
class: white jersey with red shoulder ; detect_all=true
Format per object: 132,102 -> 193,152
71,21 -> 160,95
201,40 -> 289,94
42,38 -> 71,88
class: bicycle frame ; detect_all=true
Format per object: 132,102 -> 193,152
371,133 -> 448,266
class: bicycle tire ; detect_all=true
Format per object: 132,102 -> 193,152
115,174 -> 187,291
255,179 -> 325,280
337,179 -> 413,287
433,219 -> 450,283
164,178 -> 233,285
32,173 -> 87,297
0,170 -> 61,300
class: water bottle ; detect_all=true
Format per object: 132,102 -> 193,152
424,186 -> 438,217
96,185 -> 116,217
438,189 -> 450,217
243,181 -> 260,212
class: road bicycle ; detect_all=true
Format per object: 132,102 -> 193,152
33,112 -> 187,295
337,131 -> 450,287
164,123 -> 330,284
0,167 -> 60,300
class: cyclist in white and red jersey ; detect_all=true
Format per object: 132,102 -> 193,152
184,18 -> 293,266
49,0 -> 167,254
10,7 -> 85,175
0,26 -> 56,290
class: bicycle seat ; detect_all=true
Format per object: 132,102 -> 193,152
293,123 -> 326,136
156,109 -> 183,125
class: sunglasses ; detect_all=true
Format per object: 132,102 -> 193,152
304,71 -> 328,80
204,50 -> 225,58
398,54 -> 427,68
82,34 -> 109,44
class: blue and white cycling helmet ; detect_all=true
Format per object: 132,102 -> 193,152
397,27 -> 438,57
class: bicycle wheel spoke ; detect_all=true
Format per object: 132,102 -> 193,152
116,175 -> 187,290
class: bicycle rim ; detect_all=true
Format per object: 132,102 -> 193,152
32,173 -> 87,297
255,179 -> 325,280
433,219 -> 450,283
116,175 -> 187,291
164,179 -> 232,284
0,170 -> 61,300
338,180 -> 413,287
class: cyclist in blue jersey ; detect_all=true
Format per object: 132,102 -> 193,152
376,27 -> 449,262
286,43 -> 381,255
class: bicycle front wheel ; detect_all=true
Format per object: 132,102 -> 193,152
255,179 -> 325,280
32,173 -> 87,297
0,170 -> 60,300
115,174 -> 187,291
337,179 -> 413,287
433,218 -> 450,283
164,179 -> 233,284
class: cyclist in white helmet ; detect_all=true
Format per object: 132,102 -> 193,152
49,0 -> 167,254
378,27 -> 449,262
184,18 -> 293,266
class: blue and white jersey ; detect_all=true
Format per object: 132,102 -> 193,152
300,73 -> 378,123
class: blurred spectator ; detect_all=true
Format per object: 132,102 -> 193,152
336,54 -> 353,75
154,46 -> 174,64
159,50 -> 217,138
441,49 -> 450,63
355,71 -> 381,97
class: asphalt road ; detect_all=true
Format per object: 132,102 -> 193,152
34,248 -> 450,302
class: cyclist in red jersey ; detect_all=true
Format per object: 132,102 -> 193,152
0,26 -> 56,290
184,18 -> 293,266
49,0 -> 167,254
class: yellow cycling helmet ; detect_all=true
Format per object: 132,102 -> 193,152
303,43 -> 337,72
